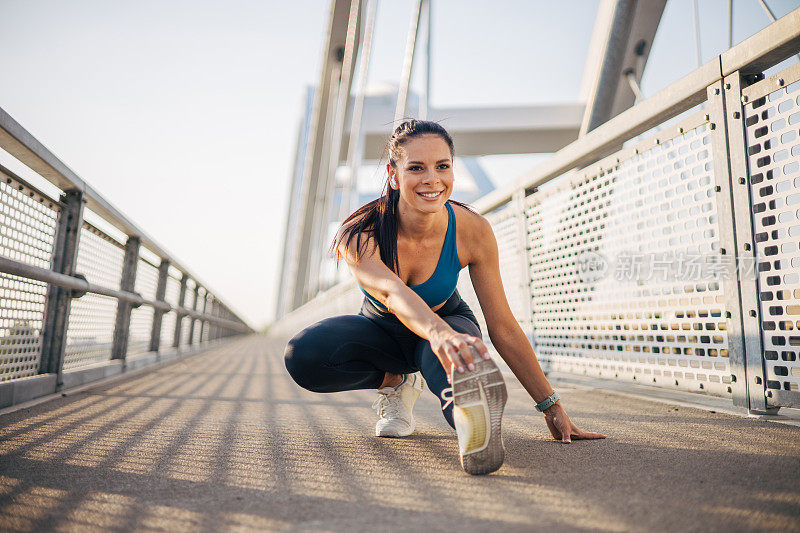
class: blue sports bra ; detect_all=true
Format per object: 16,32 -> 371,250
359,201 -> 463,310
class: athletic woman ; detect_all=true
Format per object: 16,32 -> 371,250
284,120 -> 606,475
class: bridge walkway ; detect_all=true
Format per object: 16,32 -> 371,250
0,335 -> 798,532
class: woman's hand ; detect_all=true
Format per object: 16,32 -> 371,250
429,328 -> 490,378
543,402 -> 607,443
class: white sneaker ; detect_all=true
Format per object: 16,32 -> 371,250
441,350 -> 507,475
372,373 -> 425,437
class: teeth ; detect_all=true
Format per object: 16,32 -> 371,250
419,191 -> 441,198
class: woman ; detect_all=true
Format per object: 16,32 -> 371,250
284,120 -> 605,475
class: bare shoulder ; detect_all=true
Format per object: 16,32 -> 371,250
335,218 -> 379,262
450,202 -> 494,265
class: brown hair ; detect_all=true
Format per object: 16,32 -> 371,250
331,119 -> 475,274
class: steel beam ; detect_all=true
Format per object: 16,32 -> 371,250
291,0 -> 362,309
340,0 -> 379,224
420,0 -> 431,120
395,0 -> 425,123
720,6 -> 800,75
111,236 -> 140,361
309,0 -> 363,296
579,0 -> 666,135
347,101 -> 585,160
39,190 -> 84,385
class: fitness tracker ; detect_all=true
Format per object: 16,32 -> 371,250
535,391 -> 560,412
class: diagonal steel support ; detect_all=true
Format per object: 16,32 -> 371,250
291,0 -> 363,308
394,0 -> 425,123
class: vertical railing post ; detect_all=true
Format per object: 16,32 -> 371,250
707,79 -> 751,410
211,299 -> 219,341
188,284 -> 199,346
40,190 -> 85,386
720,72 -> 775,414
149,260 -> 170,354
199,292 -> 208,343
172,273 -> 188,348
513,190 -> 534,345
111,236 -> 140,362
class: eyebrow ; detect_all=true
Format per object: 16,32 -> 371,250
406,159 -> 451,165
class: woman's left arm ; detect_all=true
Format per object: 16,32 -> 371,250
467,216 -> 606,443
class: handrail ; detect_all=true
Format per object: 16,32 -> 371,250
0,255 -> 250,333
473,6 -> 800,215
0,106 -> 244,323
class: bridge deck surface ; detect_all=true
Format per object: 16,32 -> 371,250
1,335 -> 798,532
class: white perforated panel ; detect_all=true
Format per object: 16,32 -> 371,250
743,65 -> 800,395
456,202 -> 531,348
63,221 -> 124,369
159,274 -> 181,349
0,172 -> 59,380
524,113 -> 732,396
128,259 -> 158,356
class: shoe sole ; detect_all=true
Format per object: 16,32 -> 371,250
375,419 -> 415,437
452,352 -> 507,475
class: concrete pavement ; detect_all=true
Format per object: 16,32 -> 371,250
0,335 -> 798,532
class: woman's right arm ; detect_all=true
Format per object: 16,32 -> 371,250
336,229 -> 489,373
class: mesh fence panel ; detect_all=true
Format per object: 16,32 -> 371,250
743,64 -> 800,394
191,320 -> 201,345
128,259 -> 158,356
0,274 -> 48,381
523,113 -> 732,396
159,274 -> 180,349
0,173 -> 59,381
63,222 -> 125,370
180,318 -> 191,347
456,203 -> 531,347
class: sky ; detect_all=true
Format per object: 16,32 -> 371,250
1,0 -> 798,328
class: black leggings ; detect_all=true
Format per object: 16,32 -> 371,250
283,289 -> 481,429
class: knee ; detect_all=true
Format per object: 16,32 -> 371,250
284,332 -> 323,392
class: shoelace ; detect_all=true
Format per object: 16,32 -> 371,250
372,390 -> 404,419
440,387 -> 454,410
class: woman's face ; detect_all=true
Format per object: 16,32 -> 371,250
388,134 -> 454,213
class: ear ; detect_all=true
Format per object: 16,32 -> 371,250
386,163 -> 397,189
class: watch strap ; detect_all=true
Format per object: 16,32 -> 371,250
535,391 -> 560,412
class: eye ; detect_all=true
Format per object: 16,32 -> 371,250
407,165 -> 423,171
437,163 -> 450,170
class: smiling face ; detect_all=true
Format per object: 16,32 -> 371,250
387,134 -> 454,213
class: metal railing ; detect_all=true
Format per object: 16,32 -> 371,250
0,107 -> 252,402
271,8 -> 800,416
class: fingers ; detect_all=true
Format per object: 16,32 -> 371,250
443,344 -> 466,373
456,336 -> 492,370
544,415 -> 560,440
455,340 -> 475,370
436,334 -> 491,374
559,420 -> 572,444
574,430 -> 607,440
470,338 -> 491,360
